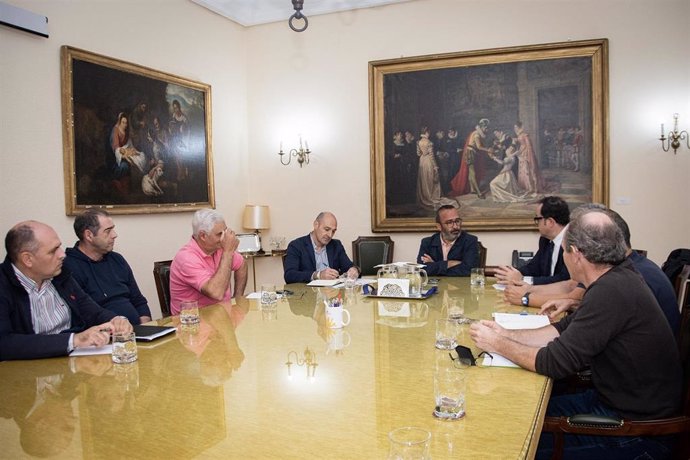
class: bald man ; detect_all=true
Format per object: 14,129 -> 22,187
283,212 -> 359,284
0,221 -> 132,361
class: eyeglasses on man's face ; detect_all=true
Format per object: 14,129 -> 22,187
443,218 -> 463,227
533,216 -> 545,225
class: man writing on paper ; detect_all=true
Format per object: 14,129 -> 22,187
283,212 -> 359,284
417,205 -> 479,276
169,209 -> 248,315
469,209 -> 681,459
0,221 -> 132,361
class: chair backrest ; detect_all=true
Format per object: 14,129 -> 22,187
676,264 -> 690,313
477,241 -> 487,269
352,236 -> 394,276
153,260 -> 172,317
633,248 -> 648,257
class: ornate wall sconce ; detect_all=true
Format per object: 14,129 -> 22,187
279,135 -> 311,167
659,113 -> 689,154
286,347 -> 318,381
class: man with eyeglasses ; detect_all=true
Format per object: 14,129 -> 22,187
416,205 -> 479,276
494,196 -> 570,287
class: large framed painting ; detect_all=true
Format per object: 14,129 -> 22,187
369,39 -> 608,232
61,46 -> 215,215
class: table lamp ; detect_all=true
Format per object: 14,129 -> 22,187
242,205 -> 270,254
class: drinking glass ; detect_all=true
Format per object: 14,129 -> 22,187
470,268 -> 485,287
388,427 -> 431,460
435,318 -> 459,350
261,284 -> 278,306
179,300 -> 200,325
433,366 -> 466,419
446,297 -> 465,320
111,331 -> 138,364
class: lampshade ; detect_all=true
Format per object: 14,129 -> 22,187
242,205 -> 271,230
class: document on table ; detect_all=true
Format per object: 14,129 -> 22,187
69,345 -> 112,357
482,313 -> 551,367
306,279 -> 342,287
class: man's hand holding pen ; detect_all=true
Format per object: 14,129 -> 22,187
72,316 -> 133,349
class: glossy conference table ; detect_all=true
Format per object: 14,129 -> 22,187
0,278 -> 551,459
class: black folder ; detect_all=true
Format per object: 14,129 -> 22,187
133,325 -> 177,342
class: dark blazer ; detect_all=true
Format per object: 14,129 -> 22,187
283,235 -> 355,284
417,232 -> 479,276
518,236 -> 570,285
0,257 -> 116,361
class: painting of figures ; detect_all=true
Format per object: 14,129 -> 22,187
61,46 -> 214,215
369,39 -> 608,231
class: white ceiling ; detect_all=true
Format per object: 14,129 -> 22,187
190,0 -> 413,27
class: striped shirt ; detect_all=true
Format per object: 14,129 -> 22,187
12,265 -> 72,334
311,235 -> 330,272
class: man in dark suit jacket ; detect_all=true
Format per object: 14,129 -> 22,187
283,212 -> 358,284
0,221 -> 132,361
417,205 -> 479,276
495,196 -> 570,285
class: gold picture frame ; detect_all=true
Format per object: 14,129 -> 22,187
61,46 -> 215,215
369,39 -> 609,232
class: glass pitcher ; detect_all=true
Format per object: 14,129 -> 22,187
376,264 -> 398,279
404,264 -> 428,297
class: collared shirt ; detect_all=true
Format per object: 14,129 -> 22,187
12,264 -> 71,335
550,227 -> 567,276
440,236 -> 457,261
169,237 -> 244,315
311,234 -> 330,272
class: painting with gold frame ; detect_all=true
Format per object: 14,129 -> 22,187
61,46 -> 214,215
369,39 -> 608,232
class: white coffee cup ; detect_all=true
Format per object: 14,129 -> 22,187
325,306 -> 351,328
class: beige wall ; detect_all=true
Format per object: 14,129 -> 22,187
1,0 -> 689,319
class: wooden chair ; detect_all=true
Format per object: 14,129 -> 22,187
541,312 -> 690,460
153,260 -> 172,317
675,264 -> 690,313
477,241 -> 487,269
352,236 -> 394,276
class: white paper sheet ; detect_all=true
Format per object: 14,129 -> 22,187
69,345 -> 112,357
483,313 -> 551,367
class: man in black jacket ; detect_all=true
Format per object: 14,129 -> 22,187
494,196 -> 570,285
417,205 -> 479,276
0,220 -> 132,361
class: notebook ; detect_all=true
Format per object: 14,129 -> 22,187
133,325 -> 177,342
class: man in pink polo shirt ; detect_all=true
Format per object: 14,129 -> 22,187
169,209 -> 248,315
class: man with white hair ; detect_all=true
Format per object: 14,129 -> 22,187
169,209 -> 248,315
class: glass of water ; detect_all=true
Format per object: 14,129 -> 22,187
435,319 -> 459,350
111,331 -> 138,364
179,300 -> 200,325
433,366 -> 466,420
470,268 -> 485,287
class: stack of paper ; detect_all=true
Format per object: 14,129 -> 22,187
483,313 -> 550,368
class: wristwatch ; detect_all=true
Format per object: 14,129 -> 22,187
521,292 -> 531,307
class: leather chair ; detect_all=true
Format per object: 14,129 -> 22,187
153,260 -> 172,317
675,264 -> 690,313
541,311 -> 690,460
352,236 -> 394,276
633,248 -> 648,257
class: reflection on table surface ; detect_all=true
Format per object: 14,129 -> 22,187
0,278 -> 550,459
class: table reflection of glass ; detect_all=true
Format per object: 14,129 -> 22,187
0,278 -> 549,459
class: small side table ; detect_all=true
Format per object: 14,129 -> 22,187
242,251 -> 286,292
